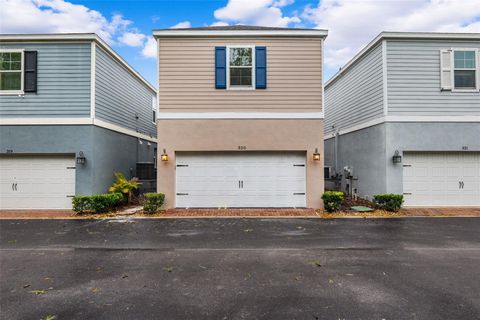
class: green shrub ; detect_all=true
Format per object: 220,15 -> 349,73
143,193 -> 165,213
72,193 -> 124,214
321,191 -> 345,212
373,194 -> 403,212
108,172 -> 141,204
71,196 -> 92,213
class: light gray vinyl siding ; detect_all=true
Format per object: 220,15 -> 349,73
386,39 -> 480,115
95,46 -> 156,137
0,42 -> 91,117
324,43 -> 384,136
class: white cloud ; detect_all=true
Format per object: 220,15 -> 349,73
171,21 -> 192,29
0,0 -> 156,58
142,36 -> 157,58
272,0 -> 294,8
0,0 -> 130,44
119,32 -> 146,47
214,0 -> 299,27
211,21 -> 229,27
303,0 -> 480,71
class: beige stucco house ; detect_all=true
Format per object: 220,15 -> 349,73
153,26 -> 328,209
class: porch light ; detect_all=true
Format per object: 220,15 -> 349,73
392,150 -> 402,164
313,148 -> 321,161
76,151 -> 86,165
160,149 -> 169,162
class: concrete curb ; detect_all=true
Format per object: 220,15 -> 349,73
1,215 -> 479,220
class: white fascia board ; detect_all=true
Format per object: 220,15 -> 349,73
386,115 -> 480,123
381,31 -> 480,40
0,33 -> 98,41
93,119 -> 157,143
0,118 -> 94,125
323,117 -> 386,140
153,29 -> 328,38
325,31 -> 480,88
0,33 -> 156,94
323,115 -> 480,140
157,112 -> 324,120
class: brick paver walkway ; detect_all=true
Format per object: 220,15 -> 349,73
403,207 -> 480,216
0,210 -> 74,219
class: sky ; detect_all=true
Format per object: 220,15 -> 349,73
1,0 -> 479,86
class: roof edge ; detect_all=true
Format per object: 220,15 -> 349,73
325,31 -> 480,88
153,29 -> 328,38
0,33 -> 156,93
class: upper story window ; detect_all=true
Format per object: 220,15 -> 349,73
215,46 -> 266,90
440,48 -> 479,92
453,50 -> 476,89
0,50 -> 24,94
228,46 -> 254,89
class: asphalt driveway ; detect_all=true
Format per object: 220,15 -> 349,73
1,217 -> 479,319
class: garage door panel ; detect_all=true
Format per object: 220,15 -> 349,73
176,152 -> 306,208
0,155 -> 75,209
403,152 -> 480,207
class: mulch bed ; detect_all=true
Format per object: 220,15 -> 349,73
162,208 -> 317,217
340,195 -> 379,211
318,207 -> 480,218
318,209 -> 402,218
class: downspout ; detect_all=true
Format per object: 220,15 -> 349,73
334,127 -> 339,175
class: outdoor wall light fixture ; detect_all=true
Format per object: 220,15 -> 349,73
313,148 -> 321,161
76,151 -> 86,165
161,149 -> 169,162
392,150 -> 402,164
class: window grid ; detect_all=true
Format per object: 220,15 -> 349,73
453,50 -> 477,90
226,46 -> 255,90
0,50 -> 24,93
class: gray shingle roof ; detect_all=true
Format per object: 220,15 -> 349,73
154,25 -> 316,31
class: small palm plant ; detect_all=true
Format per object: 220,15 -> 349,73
108,172 -> 141,204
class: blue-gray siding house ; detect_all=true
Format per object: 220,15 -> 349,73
0,34 -> 157,209
324,32 -> 480,207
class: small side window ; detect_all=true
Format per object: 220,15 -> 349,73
453,50 -> 476,90
152,96 -> 157,124
0,50 -> 24,94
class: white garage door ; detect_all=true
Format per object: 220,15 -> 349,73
403,152 -> 480,206
176,152 -> 306,208
0,155 -> 76,209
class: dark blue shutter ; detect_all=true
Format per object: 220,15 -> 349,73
255,46 -> 267,89
24,51 -> 37,92
215,47 -> 226,89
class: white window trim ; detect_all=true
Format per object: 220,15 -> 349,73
0,49 -> 25,95
226,45 -> 255,91
451,48 -> 479,93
